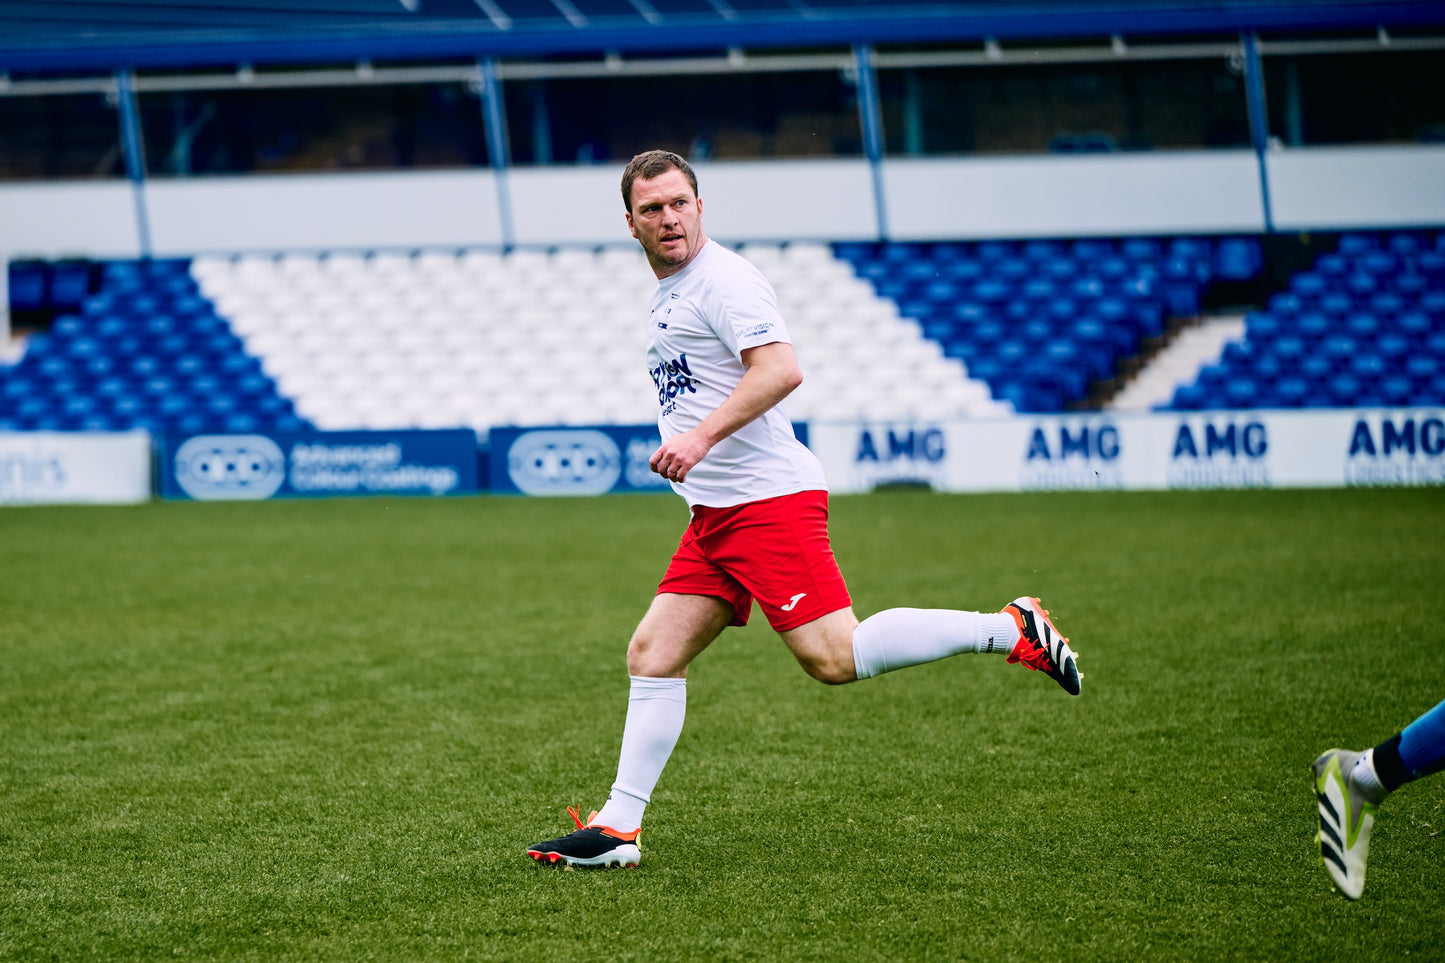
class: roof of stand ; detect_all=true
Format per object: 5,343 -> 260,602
1,0 -> 1444,74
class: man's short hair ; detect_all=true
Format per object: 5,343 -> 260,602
621,150 -> 698,214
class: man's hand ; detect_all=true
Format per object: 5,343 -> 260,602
650,341 -> 804,485
650,428 -> 712,483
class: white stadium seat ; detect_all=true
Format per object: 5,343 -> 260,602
192,242 -> 1006,434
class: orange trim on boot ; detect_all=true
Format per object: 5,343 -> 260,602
568,805 -> 641,842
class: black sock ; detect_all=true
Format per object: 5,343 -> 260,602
1371,732 -> 1413,793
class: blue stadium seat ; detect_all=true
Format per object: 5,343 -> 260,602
1321,334 -> 1357,367
1291,273 -> 1326,299
1418,252 -> 1445,280
1300,355 -> 1333,384
1268,292 -> 1302,316
1223,377 -> 1258,409
1369,292 -> 1406,318
1319,292 -> 1353,317
1377,332 -> 1411,362
1042,257 -> 1077,281
1121,238 -> 1162,262
1071,239 -> 1114,261
1169,237 -> 1211,261
1021,277 -> 1056,301
1296,312 -> 1330,341
1274,376 -> 1309,407
1387,233 -> 1424,256
971,319 -> 1006,347
49,262 -> 93,308
1244,311 -> 1280,342
1022,239 -> 1065,261
1358,251 -> 1399,276
8,262 -> 49,311
941,259 -> 984,282
1070,276 -> 1105,300
1379,376 -> 1416,406
1395,274 -> 1428,299
972,279 -> 1011,304
1215,237 -> 1262,280
1350,353 -> 1386,381
1327,372 -> 1364,405
1345,273 -> 1378,299
1344,312 -> 1381,339
1171,384 -> 1206,409
951,302 -> 987,325
832,242 -> 873,263
1405,354 -> 1441,381
974,241 -> 1014,262
1338,234 -> 1377,256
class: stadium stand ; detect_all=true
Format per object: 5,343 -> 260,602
0,259 -> 307,434
1164,230 -> 1445,410
833,235 -> 1263,413
13,228 -> 1445,432
193,242 -> 1008,432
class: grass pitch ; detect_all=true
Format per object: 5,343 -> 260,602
2,488 -> 1442,961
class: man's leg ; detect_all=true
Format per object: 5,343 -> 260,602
780,602 -> 1080,694
593,593 -> 733,831
527,593 -> 731,867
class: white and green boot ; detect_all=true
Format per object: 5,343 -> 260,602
1312,749 -> 1380,900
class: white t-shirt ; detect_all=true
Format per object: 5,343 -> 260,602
645,241 -> 828,508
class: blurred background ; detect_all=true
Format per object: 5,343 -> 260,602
1,0 -> 1443,479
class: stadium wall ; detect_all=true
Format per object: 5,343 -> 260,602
2,146 -> 1443,258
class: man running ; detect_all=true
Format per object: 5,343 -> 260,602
526,149 -> 1080,868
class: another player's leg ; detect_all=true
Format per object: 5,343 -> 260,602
527,593 -> 731,868
1311,748 -> 1378,899
1313,698 -> 1445,899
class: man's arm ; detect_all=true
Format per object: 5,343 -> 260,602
649,341 -> 802,483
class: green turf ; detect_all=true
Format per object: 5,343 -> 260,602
2,488 -> 1442,961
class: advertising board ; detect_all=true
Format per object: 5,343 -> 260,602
488,424 -> 812,496
158,429 -> 478,501
808,409 -> 1445,494
0,430 -> 151,505
488,425 -> 672,496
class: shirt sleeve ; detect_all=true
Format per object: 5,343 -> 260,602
713,261 -> 791,359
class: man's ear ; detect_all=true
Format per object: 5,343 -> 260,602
625,211 -> 637,239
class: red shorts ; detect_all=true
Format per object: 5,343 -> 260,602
657,490 -> 853,632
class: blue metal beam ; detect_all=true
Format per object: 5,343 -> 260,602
115,69 -> 154,258
3,2 -> 1443,73
1241,31 -> 1275,234
477,56 -> 516,250
853,43 -> 889,242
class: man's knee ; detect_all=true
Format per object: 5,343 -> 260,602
782,608 -> 859,685
790,637 -> 858,685
627,629 -> 683,678
797,651 -> 857,686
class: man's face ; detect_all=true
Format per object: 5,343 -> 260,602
626,168 -> 706,279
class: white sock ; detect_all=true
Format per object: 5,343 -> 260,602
851,608 -> 1019,680
592,676 -> 687,832
1351,749 -> 1388,804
